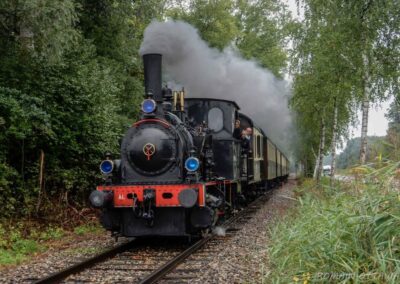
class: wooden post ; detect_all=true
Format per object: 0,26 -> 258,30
39,150 -> 45,190
36,150 -> 45,213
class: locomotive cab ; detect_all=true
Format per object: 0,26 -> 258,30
186,98 -> 241,181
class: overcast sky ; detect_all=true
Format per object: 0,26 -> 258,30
284,0 -> 390,140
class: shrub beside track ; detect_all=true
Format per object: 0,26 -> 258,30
268,171 -> 400,283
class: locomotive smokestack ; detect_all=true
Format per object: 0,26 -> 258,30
143,54 -> 162,102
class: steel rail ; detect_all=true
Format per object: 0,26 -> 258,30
33,239 -> 137,284
137,194 -> 270,284
137,236 -> 212,284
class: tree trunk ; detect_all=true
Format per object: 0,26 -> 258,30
330,98 -> 338,186
313,147 -> 318,178
313,158 -> 318,179
316,120 -> 325,183
314,119 -> 325,183
360,51 -> 370,165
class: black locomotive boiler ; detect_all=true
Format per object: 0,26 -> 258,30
89,53 -> 289,237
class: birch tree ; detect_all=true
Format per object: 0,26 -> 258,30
290,0 -> 357,179
291,0 -> 399,179
342,0 -> 400,164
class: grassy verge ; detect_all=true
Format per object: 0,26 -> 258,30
0,221 -> 103,267
268,164 -> 400,283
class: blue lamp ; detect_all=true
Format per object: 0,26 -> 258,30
141,99 -> 157,113
100,160 -> 114,174
185,157 -> 200,172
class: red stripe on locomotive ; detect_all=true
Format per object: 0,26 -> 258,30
97,184 -> 205,207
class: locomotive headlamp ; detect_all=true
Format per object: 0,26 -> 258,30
185,157 -> 200,172
178,188 -> 198,208
141,99 -> 157,113
100,160 -> 114,174
89,190 -> 113,208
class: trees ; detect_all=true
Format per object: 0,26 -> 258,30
235,0 -> 291,77
0,0 -> 165,217
77,0 -> 166,122
0,0 -> 79,62
290,0 -> 357,181
352,0 -> 400,164
167,0 -> 291,77
167,0 -> 239,50
290,0 -> 399,179
0,41 -> 123,217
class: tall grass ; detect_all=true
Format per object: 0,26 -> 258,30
268,162 -> 400,283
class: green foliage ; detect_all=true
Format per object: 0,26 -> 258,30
74,223 -> 102,235
235,0 -> 292,77
0,224 -> 42,265
168,0 -> 291,77
0,162 -> 22,214
0,241 -> 39,265
0,0 -> 79,62
0,41 -> 124,216
77,0 -> 164,120
39,227 -> 65,241
289,0 -> 360,174
168,0 -> 239,50
268,174 -> 400,283
0,0 -> 167,217
0,87 -> 49,214
0,221 -> 103,266
290,0 -> 400,174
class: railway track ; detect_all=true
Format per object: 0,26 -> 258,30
32,190 -> 274,284
138,199 -> 268,284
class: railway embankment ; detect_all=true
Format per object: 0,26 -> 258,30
267,171 -> 400,283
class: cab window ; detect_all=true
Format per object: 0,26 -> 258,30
208,107 -> 223,132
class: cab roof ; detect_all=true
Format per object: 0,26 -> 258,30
185,98 -> 240,110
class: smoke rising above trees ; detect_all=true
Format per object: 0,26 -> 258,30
140,20 -> 293,152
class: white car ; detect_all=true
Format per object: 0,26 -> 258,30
322,165 -> 331,176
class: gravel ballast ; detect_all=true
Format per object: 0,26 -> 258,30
0,233 -> 123,283
176,180 -> 296,284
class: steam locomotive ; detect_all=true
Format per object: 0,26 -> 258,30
89,53 -> 289,237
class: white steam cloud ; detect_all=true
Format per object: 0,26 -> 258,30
140,20 -> 292,152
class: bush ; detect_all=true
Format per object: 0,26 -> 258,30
0,162 -> 22,215
268,174 -> 400,283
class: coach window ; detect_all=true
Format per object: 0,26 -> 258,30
257,136 -> 261,158
208,107 -> 223,132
